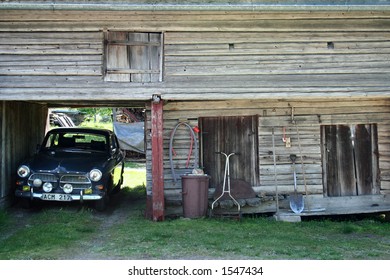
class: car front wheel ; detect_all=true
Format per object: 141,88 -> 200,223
19,198 -> 33,209
94,194 -> 109,211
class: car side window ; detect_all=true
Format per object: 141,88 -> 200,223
110,135 -> 122,154
109,135 -> 114,149
115,136 -> 121,151
45,133 -> 59,148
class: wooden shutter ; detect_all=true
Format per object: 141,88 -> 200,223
105,32 -> 161,82
321,124 -> 379,197
354,124 -> 380,195
105,32 -> 130,82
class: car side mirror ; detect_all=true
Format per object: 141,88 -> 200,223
36,144 -> 41,153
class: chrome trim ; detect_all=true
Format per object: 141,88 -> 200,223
60,174 -> 92,190
28,173 -> 57,186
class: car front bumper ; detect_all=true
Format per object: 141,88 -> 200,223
15,189 -> 104,201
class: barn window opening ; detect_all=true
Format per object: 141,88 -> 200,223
321,124 -> 380,197
104,31 -> 163,82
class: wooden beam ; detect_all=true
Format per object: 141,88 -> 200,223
0,102 -> 5,198
151,95 -> 164,221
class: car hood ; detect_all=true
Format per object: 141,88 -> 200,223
26,150 -> 110,173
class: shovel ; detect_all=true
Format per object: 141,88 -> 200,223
289,154 -> 304,214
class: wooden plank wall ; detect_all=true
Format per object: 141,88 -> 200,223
1,10 -> 389,33
259,110 -> 390,197
0,101 -> 47,205
145,112 -> 199,203
0,9 -> 389,207
163,30 -> 390,97
0,32 -> 102,76
145,99 -> 390,204
151,26 -> 390,203
0,11 -> 389,103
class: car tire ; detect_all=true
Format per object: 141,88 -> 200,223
119,165 -> 124,186
110,175 -> 121,195
95,195 -> 109,211
19,198 -> 33,209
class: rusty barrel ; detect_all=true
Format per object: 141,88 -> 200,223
181,175 -> 210,218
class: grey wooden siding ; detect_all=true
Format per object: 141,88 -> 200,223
0,32 -> 102,76
163,30 -> 390,97
0,101 -> 47,204
145,99 -> 390,205
258,104 -> 390,197
0,10 -> 389,102
0,8 -> 389,212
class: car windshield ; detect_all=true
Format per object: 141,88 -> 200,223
43,131 -> 108,152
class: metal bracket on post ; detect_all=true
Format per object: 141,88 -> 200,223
152,94 -> 161,104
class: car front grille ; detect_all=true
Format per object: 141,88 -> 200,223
28,173 -> 92,190
28,173 -> 58,187
60,175 -> 92,190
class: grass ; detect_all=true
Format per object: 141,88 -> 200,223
0,208 -> 99,259
1,191 -> 389,260
0,210 -> 9,232
101,213 -> 390,260
1,168 -> 390,260
78,119 -> 113,131
122,162 -> 146,189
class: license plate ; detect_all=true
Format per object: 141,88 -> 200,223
41,193 -> 72,201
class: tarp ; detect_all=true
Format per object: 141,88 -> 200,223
113,122 -> 145,154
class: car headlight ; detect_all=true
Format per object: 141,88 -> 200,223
43,182 -> 53,193
89,169 -> 102,182
17,165 -> 30,178
63,183 -> 73,194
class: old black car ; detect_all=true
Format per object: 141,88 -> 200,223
15,127 -> 125,211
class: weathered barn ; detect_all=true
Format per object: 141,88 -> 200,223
1,0 -> 390,221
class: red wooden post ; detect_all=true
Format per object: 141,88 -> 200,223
151,95 -> 164,221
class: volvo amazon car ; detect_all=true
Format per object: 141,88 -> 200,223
15,127 -> 125,211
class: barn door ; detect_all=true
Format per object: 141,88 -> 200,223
199,116 -> 259,188
321,124 -> 380,197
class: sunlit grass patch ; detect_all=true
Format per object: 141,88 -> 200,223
122,162 -> 146,189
